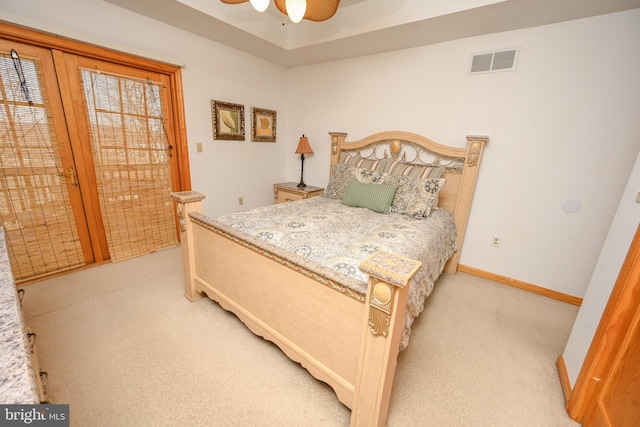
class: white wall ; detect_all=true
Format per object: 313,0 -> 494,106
287,10 -> 640,299
0,0 -> 290,218
563,150 -> 640,386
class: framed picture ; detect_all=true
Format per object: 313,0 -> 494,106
212,100 -> 245,141
251,107 -> 277,142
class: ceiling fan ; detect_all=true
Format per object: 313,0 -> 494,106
220,0 -> 341,24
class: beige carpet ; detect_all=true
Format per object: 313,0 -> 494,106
21,246 -> 581,427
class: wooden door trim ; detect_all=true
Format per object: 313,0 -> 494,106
566,224 -> 640,421
168,68 -> 190,191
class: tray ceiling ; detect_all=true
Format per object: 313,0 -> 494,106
105,0 -> 640,67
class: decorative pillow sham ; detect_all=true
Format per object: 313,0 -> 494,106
341,179 -> 399,214
384,160 -> 444,179
324,163 -> 386,200
384,175 -> 446,218
339,152 -> 388,172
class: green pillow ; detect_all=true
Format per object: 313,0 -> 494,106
341,179 -> 398,214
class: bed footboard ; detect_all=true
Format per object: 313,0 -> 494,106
171,191 -> 422,427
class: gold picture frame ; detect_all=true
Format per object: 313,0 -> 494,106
212,100 -> 245,141
251,107 -> 277,142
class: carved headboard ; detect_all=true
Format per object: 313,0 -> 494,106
328,131 -> 488,273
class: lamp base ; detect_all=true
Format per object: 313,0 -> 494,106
297,153 -> 307,189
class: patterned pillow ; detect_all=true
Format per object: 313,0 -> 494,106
407,178 -> 446,218
384,175 -> 413,212
354,168 -> 386,183
385,175 -> 446,218
324,164 -> 386,200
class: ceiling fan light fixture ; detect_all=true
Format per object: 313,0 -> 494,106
249,0 -> 269,12
285,0 -> 306,23
223,0 -> 339,23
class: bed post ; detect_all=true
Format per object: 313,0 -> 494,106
329,132 -> 347,168
445,135 -> 488,274
351,251 -> 422,427
170,191 -> 206,301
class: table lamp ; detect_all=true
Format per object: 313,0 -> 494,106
295,134 -> 313,188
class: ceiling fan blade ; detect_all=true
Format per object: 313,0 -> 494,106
305,0 -> 340,22
274,0 -> 286,16
220,0 -> 249,4
274,0 -> 340,22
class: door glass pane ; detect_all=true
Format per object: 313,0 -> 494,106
0,51 -> 85,281
80,69 -> 177,261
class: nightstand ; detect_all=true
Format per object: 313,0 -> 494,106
273,182 -> 324,204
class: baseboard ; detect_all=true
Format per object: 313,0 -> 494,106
556,355 -> 573,406
457,264 -> 583,306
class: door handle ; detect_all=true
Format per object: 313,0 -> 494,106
63,165 -> 78,189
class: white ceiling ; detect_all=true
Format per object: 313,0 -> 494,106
105,0 -> 640,67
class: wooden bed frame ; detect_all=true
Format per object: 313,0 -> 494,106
171,131 -> 487,426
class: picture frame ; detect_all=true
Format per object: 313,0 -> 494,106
251,107 -> 277,142
212,100 -> 245,141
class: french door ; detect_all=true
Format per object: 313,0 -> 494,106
61,54 -> 180,263
0,38 -> 183,282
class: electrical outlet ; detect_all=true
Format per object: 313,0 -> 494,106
490,235 -> 501,247
238,197 -> 244,206
196,142 -> 203,153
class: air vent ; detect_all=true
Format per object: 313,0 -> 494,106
469,48 -> 519,74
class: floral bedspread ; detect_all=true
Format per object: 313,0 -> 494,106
215,196 -> 457,349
